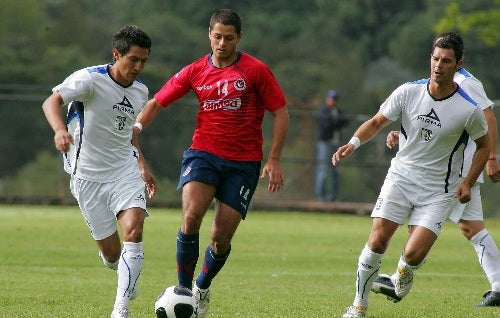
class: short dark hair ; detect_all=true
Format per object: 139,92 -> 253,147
209,9 -> 242,34
432,32 -> 464,62
112,25 -> 152,57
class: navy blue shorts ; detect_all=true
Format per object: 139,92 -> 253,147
177,149 -> 261,218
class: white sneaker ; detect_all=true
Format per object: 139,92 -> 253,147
342,305 -> 366,318
393,266 -> 413,298
193,284 -> 210,318
110,307 -> 130,318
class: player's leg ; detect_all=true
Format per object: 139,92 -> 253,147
177,180 -> 215,290
108,173 -> 149,316
389,196 -> 449,299
195,200 -> 241,289
457,184 -> 500,305
72,176 -> 122,268
345,175 -> 409,317
192,201 -> 241,318
193,159 -> 259,318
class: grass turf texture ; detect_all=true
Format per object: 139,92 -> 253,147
1,205 -> 500,317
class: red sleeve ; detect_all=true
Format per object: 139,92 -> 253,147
154,66 -> 193,108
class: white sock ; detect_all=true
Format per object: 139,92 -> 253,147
353,244 -> 383,308
470,229 -> 500,292
114,241 -> 144,309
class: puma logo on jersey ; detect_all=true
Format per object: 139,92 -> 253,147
417,108 -> 441,127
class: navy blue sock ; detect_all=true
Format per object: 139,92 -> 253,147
195,245 -> 231,289
176,229 -> 199,289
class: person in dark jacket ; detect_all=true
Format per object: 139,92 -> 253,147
315,90 -> 349,201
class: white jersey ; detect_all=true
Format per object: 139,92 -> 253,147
382,79 -> 487,193
53,64 -> 148,182
454,68 -> 494,183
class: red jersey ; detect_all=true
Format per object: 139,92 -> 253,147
154,52 -> 286,161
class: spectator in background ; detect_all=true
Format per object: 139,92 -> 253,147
315,90 -> 349,201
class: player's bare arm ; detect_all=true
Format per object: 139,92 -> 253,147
132,127 -> 157,198
484,107 -> 500,183
332,112 -> 391,165
136,98 -> 163,130
41,91 -> 73,154
455,133 -> 490,203
260,106 -> 289,192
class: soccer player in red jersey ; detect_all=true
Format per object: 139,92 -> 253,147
135,8 -> 289,317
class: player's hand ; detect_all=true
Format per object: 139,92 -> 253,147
386,131 -> 400,149
454,183 -> 472,204
486,158 -> 500,183
332,143 -> 355,166
141,168 -> 157,199
260,160 -> 284,192
54,129 -> 73,154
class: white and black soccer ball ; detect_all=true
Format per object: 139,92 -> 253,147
155,285 -> 195,318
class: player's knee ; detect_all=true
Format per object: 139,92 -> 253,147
122,226 -> 143,242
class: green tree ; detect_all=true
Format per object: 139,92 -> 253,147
435,1 -> 500,46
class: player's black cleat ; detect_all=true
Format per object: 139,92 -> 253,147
371,274 -> 402,303
475,290 -> 500,307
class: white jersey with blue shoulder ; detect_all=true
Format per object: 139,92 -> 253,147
53,64 -> 148,182
381,78 -> 487,193
454,68 -> 494,183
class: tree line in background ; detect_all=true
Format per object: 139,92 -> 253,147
1,0 -> 499,210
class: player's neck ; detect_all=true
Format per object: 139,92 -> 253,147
428,81 -> 457,100
211,52 -> 239,68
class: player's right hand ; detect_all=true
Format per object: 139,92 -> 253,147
54,129 -> 73,154
386,131 -> 400,149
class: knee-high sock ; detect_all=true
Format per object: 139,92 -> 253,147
353,244 -> 383,308
176,229 -> 199,289
195,245 -> 231,289
471,229 -> 500,291
114,241 -> 143,309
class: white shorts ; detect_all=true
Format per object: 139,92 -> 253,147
70,172 -> 148,240
447,182 -> 483,223
371,172 -> 453,236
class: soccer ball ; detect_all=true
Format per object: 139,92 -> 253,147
155,285 -> 196,318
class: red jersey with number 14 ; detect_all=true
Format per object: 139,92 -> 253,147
154,52 -> 286,161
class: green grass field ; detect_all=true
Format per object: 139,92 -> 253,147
1,205 -> 500,318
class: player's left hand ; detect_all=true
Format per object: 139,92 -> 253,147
486,158 -> 500,183
260,160 -> 284,192
332,143 -> 355,165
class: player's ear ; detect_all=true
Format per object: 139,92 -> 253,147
112,48 -> 120,62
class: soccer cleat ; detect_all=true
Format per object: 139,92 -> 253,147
475,290 -> 500,307
193,284 -> 210,318
371,274 -> 402,303
110,307 -> 130,318
342,305 -> 367,318
394,267 -> 413,298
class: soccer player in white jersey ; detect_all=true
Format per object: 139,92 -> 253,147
377,33 -> 500,307
42,25 -> 157,318
334,32 -> 490,318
